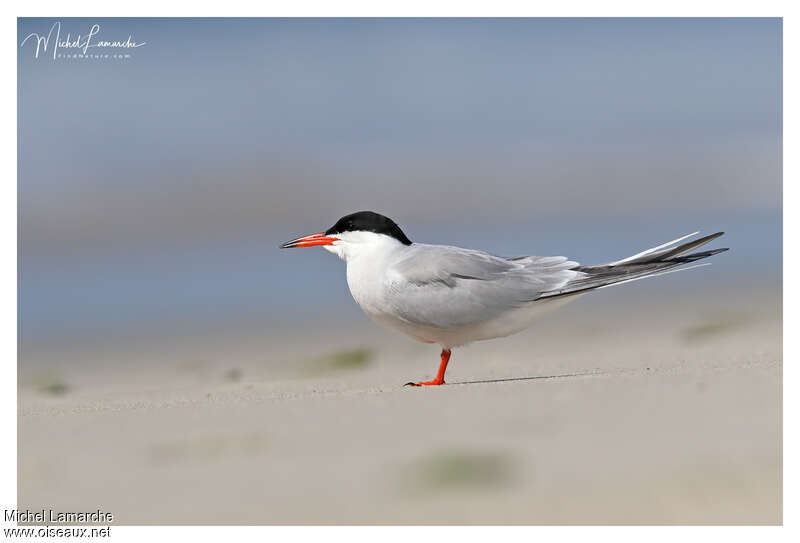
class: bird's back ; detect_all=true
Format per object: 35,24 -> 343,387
344,231 -> 728,348
345,243 -> 579,345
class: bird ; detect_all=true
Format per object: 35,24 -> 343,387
280,211 -> 728,387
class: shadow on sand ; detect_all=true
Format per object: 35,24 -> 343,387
448,369 -> 608,386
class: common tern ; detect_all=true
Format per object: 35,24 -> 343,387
281,211 -> 728,386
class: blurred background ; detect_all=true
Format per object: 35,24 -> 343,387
19,17 -> 781,360
18,18 -> 781,524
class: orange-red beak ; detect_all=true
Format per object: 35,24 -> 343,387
280,232 -> 339,249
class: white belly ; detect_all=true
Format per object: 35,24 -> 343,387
352,277 -> 584,348
344,248 -> 584,349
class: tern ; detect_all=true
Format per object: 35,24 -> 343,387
280,211 -> 728,386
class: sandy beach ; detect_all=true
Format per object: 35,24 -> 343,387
16,16 -> 782,529
17,285 -> 781,525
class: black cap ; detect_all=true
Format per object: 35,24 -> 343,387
325,211 -> 412,245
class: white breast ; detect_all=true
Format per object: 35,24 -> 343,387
326,231 -> 405,319
345,256 -> 389,317
346,260 -> 441,345
333,232 -> 583,349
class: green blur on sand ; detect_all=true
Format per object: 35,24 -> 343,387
18,286 -> 781,525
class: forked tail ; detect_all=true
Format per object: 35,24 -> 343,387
540,231 -> 728,298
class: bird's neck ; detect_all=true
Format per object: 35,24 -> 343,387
325,232 -> 409,263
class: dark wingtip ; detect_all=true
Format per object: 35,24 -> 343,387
677,247 -> 730,262
698,231 -> 725,243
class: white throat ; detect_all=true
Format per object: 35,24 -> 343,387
323,231 -> 409,262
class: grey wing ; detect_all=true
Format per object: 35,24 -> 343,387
538,231 -> 728,298
384,244 -> 580,329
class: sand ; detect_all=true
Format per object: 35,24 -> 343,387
17,287 -> 781,525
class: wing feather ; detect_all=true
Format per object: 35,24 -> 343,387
385,244 -> 579,329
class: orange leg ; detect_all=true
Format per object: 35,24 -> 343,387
405,349 -> 451,387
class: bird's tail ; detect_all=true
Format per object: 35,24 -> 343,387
539,231 -> 728,299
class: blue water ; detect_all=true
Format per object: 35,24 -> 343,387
19,210 -> 780,349
17,18 -> 782,352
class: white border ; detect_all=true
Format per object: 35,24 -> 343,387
2,4 -> 17,540
4,3 -> 792,542
5,1 -> 796,16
